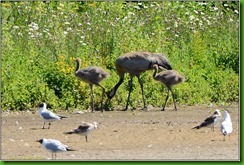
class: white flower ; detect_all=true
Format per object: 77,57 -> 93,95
64,31 -> 68,35
224,4 -> 228,7
64,22 -> 70,25
174,22 -> 178,28
13,26 -> 19,29
189,15 -> 194,21
228,18 -> 234,22
213,7 -> 218,11
206,20 -> 211,25
234,10 -> 239,14
33,26 -> 39,31
67,27 -> 72,31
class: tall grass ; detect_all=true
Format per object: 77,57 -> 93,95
1,1 -> 239,110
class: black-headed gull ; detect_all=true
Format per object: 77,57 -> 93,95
36,138 -> 75,160
64,122 -> 98,142
192,109 -> 221,131
38,102 -> 67,129
221,110 -> 233,141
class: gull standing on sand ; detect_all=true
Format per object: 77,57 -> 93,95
36,138 -> 75,160
64,122 -> 98,142
38,102 -> 67,129
192,109 -> 221,131
221,110 -> 233,141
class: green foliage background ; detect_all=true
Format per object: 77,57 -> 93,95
1,1 -> 239,111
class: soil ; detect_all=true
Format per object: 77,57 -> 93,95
1,103 -> 240,161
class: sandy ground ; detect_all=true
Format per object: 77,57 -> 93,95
1,103 -> 240,161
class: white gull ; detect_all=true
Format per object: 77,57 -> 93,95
38,102 -> 67,129
221,110 -> 233,141
36,138 -> 75,160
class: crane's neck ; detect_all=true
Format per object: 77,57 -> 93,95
75,59 -> 81,72
152,64 -> 158,79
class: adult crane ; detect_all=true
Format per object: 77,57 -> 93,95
106,51 -> 172,111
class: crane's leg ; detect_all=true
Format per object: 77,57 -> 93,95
137,76 -> 147,111
89,84 -> 95,112
170,87 -> 177,111
124,77 -> 133,111
98,85 -> 106,112
85,135 -> 88,142
162,88 -> 170,111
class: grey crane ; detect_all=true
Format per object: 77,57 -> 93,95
75,58 -> 110,112
152,64 -> 185,111
106,51 -> 172,111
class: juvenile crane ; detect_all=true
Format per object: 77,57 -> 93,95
106,51 -> 172,111
152,64 -> 185,111
75,58 -> 110,112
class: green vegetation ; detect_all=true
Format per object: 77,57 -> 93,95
1,1 -> 239,111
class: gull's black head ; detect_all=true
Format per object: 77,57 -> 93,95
36,139 -> 43,144
38,102 -> 45,108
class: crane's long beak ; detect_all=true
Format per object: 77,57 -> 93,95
158,66 -> 167,71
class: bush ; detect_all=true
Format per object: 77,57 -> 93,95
1,1 -> 239,111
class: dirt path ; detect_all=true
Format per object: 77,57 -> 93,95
1,104 -> 239,160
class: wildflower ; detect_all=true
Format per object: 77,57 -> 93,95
64,31 -> 68,35
67,27 -> 72,31
228,18 -> 233,22
189,15 -> 194,21
174,22 -> 178,28
13,26 -> 19,29
64,22 -> 70,25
